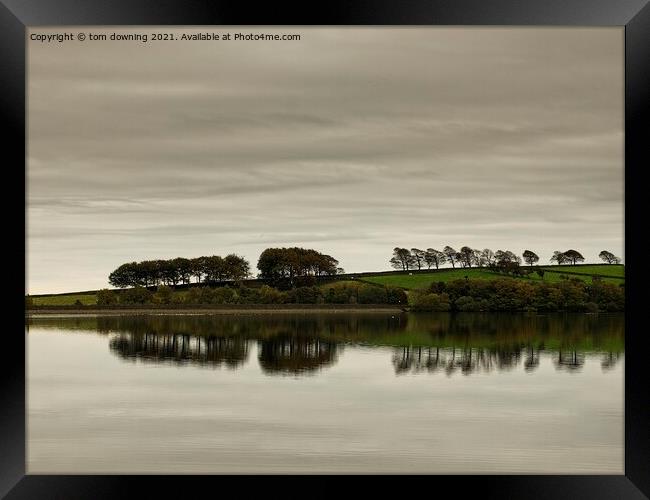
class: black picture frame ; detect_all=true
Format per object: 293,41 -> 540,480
3,0 -> 648,497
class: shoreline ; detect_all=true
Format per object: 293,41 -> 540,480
26,304 -> 405,316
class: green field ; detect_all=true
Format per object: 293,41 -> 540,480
360,265 -> 624,290
31,293 -> 98,306
360,269 -> 503,289
540,264 -> 625,278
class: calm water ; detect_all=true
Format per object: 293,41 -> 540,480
27,312 -> 624,473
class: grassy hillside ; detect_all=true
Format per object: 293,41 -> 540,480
540,264 -> 625,278
360,265 -> 624,290
359,269 -> 501,289
28,264 -> 624,305
31,293 -> 98,306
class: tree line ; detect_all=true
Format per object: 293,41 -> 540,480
256,247 -> 343,287
108,254 -> 251,288
410,277 -> 624,313
97,281 -> 407,306
390,247 -> 621,271
107,247 -> 342,289
106,245 -> 621,289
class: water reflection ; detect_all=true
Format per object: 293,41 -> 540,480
28,312 -> 624,376
389,345 -> 610,375
258,335 -> 340,375
109,333 -> 249,368
391,345 -> 526,376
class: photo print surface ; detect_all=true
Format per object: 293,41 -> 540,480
27,27 -> 624,473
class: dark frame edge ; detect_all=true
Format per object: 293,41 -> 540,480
0,1 -> 26,499
3,0 -> 649,498
624,0 -> 650,498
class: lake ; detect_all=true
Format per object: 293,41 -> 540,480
26,312 -> 624,473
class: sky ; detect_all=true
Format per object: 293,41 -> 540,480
27,27 -> 624,294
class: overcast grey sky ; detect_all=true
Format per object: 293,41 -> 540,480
27,27 -> 623,294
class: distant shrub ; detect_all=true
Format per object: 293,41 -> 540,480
73,299 -> 84,307
321,282 -> 398,305
212,286 -> 238,304
419,277 -> 625,313
454,295 -> 489,312
587,282 -> 624,312
357,285 -> 387,304
455,296 -> 476,311
120,286 -> 153,304
152,285 -> 174,304
289,286 -> 323,304
170,293 -> 185,304
96,288 -> 118,305
185,286 -> 215,304
411,292 -> 451,312
257,285 -> 289,304
386,286 -> 408,305
324,283 -> 357,304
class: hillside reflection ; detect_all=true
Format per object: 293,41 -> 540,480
29,312 -> 624,376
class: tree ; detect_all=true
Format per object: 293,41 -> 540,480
494,250 -> 521,274
459,246 -> 475,268
138,260 -> 160,286
522,250 -> 539,266
202,255 -> 225,282
258,247 -> 339,286
550,251 -> 569,265
315,254 -> 339,276
443,246 -> 458,268
471,248 -> 483,267
411,248 -> 426,270
495,250 -> 520,265
389,257 -> 403,270
173,257 -> 193,285
480,249 -> 495,267
257,248 -> 288,281
424,248 -> 446,269
599,250 -> 621,264
224,253 -> 250,281
158,259 -> 180,286
191,256 -> 207,283
391,247 -> 415,271
108,262 -> 139,288
563,249 -> 585,265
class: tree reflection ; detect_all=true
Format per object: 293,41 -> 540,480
258,334 -> 340,375
28,312 -> 623,377
109,333 -> 249,368
601,352 -> 621,371
555,350 -> 586,372
390,343 -> 617,376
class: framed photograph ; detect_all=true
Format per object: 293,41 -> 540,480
4,0 -> 649,497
